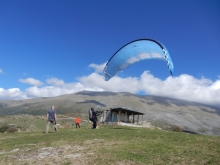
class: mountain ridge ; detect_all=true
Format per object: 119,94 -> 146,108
0,91 -> 220,135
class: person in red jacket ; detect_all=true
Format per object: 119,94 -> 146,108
75,117 -> 81,128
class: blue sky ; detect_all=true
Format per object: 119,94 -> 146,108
0,0 -> 220,107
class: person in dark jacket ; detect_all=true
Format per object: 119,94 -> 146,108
89,108 -> 97,129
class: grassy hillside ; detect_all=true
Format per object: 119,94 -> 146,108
1,91 -> 220,136
0,124 -> 220,165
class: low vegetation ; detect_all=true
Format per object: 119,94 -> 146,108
172,125 -> 182,132
0,119 -> 220,165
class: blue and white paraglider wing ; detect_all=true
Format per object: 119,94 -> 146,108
103,39 -> 174,81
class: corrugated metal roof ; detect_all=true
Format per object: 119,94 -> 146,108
110,107 -> 144,115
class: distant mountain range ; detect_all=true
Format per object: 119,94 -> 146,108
0,91 -> 220,135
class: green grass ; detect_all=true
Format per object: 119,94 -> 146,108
0,124 -> 220,165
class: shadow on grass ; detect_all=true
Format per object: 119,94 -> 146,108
182,130 -> 200,135
109,127 -> 134,130
43,131 -> 57,134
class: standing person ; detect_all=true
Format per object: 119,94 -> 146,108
46,106 -> 58,133
89,108 -> 97,129
75,117 -> 81,128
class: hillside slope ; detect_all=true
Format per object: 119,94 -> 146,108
0,91 -> 220,135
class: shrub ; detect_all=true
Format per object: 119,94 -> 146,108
6,127 -> 18,133
172,125 -> 182,132
0,125 -> 18,133
0,126 -> 9,133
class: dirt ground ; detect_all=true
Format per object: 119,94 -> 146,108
0,139 -> 141,165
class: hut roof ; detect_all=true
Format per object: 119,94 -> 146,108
110,107 -> 144,115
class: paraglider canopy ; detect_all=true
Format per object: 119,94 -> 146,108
103,39 -> 174,81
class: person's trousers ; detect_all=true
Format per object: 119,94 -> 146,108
76,123 -> 80,128
90,118 -> 97,129
46,120 -> 58,133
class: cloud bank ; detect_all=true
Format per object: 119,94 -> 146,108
19,78 -> 44,86
0,64 -> 220,108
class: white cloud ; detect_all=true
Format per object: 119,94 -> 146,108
46,77 -> 65,86
0,88 -> 28,100
24,77 -> 102,98
79,71 -> 220,107
89,63 -> 106,73
0,63 -> 220,108
19,78 -> 44,86
138,72 -> 220,105
79,73 -> 139,93
0,69 -> 2,74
